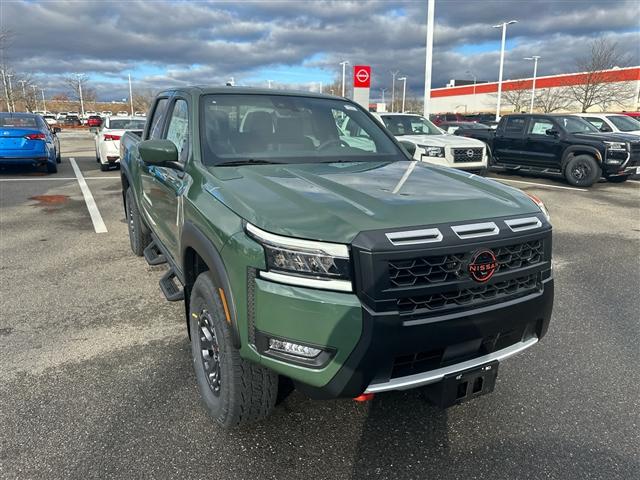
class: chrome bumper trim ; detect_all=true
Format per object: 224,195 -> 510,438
364,336 -> 538,394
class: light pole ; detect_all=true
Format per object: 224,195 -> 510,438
390,71 -> 399,112
339,61 -> 349,97
128,73 -> 134,116
466,70 -> 477,110
32,85 -> 39,112
423,0 -> 435,117
1,70 -> 9,112
6,74 -> 15,112
524,55 -> 540,113
76,73 -> 85,117
399,76 -> 407,113
41,88 -> 47,112
493,20 -> 518,121
267,79 -> 273,89
18,80 -> 27,111
381,88 -> 387,105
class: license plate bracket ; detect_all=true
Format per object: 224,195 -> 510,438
424,361 -> 499,408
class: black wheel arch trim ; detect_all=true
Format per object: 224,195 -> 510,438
561,145 -> 603,169
181,221 -> 241,348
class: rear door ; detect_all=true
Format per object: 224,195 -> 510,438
493,116 -> 527,164
521,116 -> 563,167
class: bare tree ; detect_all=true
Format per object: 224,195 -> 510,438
63,73 -> 94,112
567,37 -> 634,112
534,87 -> 574,113
500,81 -> 531,113
132,87 -> 157,113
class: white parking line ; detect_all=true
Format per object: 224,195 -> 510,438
492,178 -> 588,192
69,158 -> 108,233
0,176 -> 119,182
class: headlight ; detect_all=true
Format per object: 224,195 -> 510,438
418,145 -> 445,158
604,141 -> 627,151
245,222 -> 352,292
525,193 -> 551,222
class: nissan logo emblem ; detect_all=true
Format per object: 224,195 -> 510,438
466,149 -> 475,158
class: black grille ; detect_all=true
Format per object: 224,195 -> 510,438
389,240 -> 543,288
397,273 -> 541,315
452,147 -> 483,163
629,143 -> 640,166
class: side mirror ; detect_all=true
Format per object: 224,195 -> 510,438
138,139 -> 183,170
545,128 -> 559,137
53,127 -> 61,133
399,140 -> 417,157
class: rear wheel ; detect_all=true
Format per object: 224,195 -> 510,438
190,271 -> 278,428
56,149 -> 61,163
124,187 -> 150,256
100,163 -> 110,172
564,155 -> 601,187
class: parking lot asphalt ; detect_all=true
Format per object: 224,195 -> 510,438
1,132 -> 638,480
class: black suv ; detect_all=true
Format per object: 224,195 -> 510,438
459,114 -> 640,186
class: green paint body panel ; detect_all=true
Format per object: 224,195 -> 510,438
253,278 -> 362,387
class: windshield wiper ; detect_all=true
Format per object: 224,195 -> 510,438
217,159 -> 281,167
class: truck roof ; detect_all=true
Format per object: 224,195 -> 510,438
158,85 -> 344,100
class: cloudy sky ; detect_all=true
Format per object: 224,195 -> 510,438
1,0 -> 639,101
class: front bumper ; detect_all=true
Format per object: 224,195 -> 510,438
417,147 -> 488,171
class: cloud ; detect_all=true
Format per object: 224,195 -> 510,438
1,0 -> 638,101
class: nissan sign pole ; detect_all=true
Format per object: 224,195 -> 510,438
352,65 -> 371,109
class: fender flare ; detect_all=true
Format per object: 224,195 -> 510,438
561,145 -> 603,170
181,221 -> 241,348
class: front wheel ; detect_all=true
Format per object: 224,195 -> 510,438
124,187 -> 150,256
564,155 -> 601,187
190,271 -> 278,428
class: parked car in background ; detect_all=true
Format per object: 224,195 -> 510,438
459,114 -> 640,186
63,115 -> 81,126
42,114 -> 57,126
572,113 -> 640,136
102,110 -> 113,116
134,111 -> 146,117
430,112 -> 467,125
117,110 -> 129,116
87,115 -> 103,127
439,121 -> 490,134
56,112 -> 68,120
373,113 -> 488,174
94,116 -> 146,171
0,112 -> 61,173
119,87 -> 554,427
621,111 -> 640,119
67,111 -> 80,118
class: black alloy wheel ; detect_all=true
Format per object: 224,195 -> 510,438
196,308 -> 222,395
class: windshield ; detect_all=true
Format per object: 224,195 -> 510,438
554,116 -> 600,134
607,115 -> 640,132
379,115 -> 442,136
0,114 -> 38,127
109,119 -> 146,130
200,94 -> 403,166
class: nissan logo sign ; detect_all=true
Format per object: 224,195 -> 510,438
466,149 -> 475,158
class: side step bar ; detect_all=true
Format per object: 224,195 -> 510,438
143,242 -> 166,266
159,268 -> 184,302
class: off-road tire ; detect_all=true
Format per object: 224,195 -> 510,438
125,187 -> 150,256
189,271 -> 277,428
564,155 -> 601,187
607,174 -> 629,184
100,163 -> 110,172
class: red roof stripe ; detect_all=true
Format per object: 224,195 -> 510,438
431,67 -> 640,98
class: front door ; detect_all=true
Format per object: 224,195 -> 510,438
493,116 -> 526,164
521,117 -> 563,168
146,98 -> 191,258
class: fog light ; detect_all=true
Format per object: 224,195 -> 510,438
268,338 -> 321,358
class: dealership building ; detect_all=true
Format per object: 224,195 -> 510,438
428,66 -> 640,114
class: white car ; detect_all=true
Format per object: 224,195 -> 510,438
101,111 -> 113,117
42,114 -> 57,126
117,110 -> 129,116
94,116 -> 146,171
373,113 -> 489,174
56,112 -> 68,120
572,113 -> 640,136
134,111 -> 146,117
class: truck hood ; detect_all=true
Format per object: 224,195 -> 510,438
573,132 -> 640,143
207,161 -> 539,243
397,134 -> 485,147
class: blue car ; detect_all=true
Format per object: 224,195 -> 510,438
0,113 -> 61,173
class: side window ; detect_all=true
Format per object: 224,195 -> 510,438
164,99 -> 190,162
148,98 -> 169,139
584,117 -> 610,132
528,119 -> 554,135
503,116 -> 526,135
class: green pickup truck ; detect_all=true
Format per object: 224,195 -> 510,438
120,87 -> 554,428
